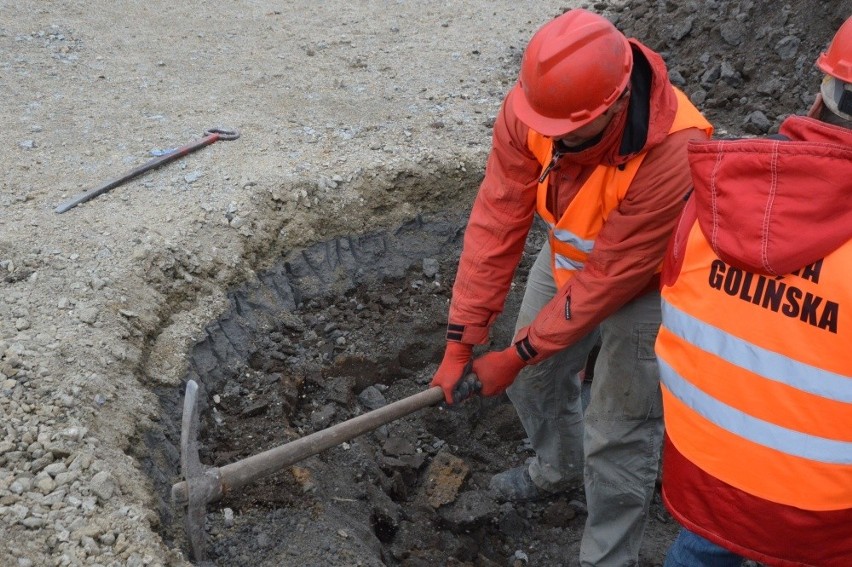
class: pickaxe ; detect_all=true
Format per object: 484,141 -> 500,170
171,379 -> 445,563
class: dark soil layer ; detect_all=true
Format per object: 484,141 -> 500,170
154,214 -> 676,566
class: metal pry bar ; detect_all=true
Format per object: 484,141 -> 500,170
54,127 -> 239,214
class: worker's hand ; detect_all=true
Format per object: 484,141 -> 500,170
470,346 -> 527,397
430,342 -> 474,404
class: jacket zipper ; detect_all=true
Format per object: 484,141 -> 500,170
538,149 -> 563,184
539,148 -> 565,218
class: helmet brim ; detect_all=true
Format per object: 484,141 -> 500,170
509,83 -> 611,138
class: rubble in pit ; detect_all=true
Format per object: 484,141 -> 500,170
141,213 -> 679,566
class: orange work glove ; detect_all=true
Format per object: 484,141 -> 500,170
430,342 -> 473,404
470,346 -> 527,397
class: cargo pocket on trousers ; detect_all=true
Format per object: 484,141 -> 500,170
622,324 -> 663,420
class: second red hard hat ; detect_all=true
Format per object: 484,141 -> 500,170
817,16 -> 852,82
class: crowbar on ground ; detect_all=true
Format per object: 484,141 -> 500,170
54,127 -> 240,214
171,379 -> 445,562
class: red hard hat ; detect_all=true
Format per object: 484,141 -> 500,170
511,9 -> 633,137
817,16 -> 852,82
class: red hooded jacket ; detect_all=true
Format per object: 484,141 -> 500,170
659,115 -> 852,566
448,40 -> 710,359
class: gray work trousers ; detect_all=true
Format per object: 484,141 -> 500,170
506,241 -> 664,567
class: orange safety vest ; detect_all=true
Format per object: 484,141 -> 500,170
527,88 -> 712,288
657,220 -> 852,511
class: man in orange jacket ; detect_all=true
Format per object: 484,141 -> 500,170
429,8 -> 712,566
656,16 -> 852,567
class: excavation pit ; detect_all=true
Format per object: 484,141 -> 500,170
139,212 -> 678,566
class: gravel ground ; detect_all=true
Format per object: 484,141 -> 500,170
0,1 -> 847,566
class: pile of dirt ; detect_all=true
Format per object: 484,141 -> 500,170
613,0 -> 848,135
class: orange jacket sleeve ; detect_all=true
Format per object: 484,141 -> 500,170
515,127 -> 711,361
447,98 -> 539,344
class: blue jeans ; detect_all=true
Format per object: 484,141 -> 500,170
664,528 -> 744,567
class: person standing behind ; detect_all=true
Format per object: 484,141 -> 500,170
656,15 -> 852,567
429,8 -> 712,566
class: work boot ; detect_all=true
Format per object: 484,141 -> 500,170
489,466 -> 557,502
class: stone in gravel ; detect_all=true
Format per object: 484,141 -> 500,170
720,61 -> 742,86
184,171 -> 203,183
240,401 -> 269,418
720,21 -> 745,45
690,89 -> 708,105
422,257 -> 439,278
382,437 -> 415,457
540,499 -> 577,527
670,17 -> 694,41
77,307 -> 99,324
437,490 -> 497,531
775,35 -> 801,60
357,385 -> 386,410
744,110 -> 772,134
43,462 -> 67,477
90,471 -> 116,502
54,470 -> 79,487
568,499 -> 588,514
309,403 -> 336,429
21,516 -> 45,528
10,478 -> 31,494
43,440 -> 71,459
30,454 -> 53,473
35,474 -> 55,494
59,427 -> 87,442
668,69 -> 686,87
325,376 -> 354,405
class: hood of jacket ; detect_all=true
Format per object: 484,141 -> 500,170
617,39 -> 679,159
688,115 -> 852,275
594,38 -> 679,166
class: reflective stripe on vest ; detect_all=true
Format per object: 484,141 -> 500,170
528,87 -> 712,288
657,220 -> 852,511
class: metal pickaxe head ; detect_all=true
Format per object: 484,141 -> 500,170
173,379 -> 221,565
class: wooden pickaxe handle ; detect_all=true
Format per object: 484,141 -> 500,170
173,380 -> 444,561
172,382 -> 444,506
